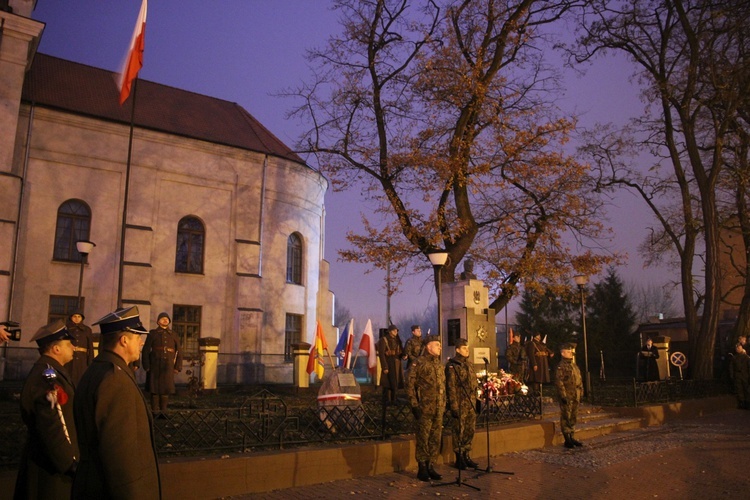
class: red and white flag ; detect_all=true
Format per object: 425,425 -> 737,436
357,319 -> 377,374
117,0 -> 148,105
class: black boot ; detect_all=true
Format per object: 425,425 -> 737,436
563,433 -> 575,449
454,452 -> 467,470
570,433 -> 584,447
417,462 -> 430,482
426,462 -> 442,480
463,451 -> 480,469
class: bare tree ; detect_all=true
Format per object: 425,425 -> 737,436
289,0 -> 612,313
574,0 -> 749,378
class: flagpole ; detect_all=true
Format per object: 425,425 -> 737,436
117,77 -> 138,308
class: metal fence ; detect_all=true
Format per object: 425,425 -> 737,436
0,378 -> 729,468
585,377 -> 730,407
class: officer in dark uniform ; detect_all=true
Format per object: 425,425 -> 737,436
730,343 -> 750,409
377,324 -> 404,404
64,310 -> 95,385
525,333 -> 553,394
445,338 -> 479,470
142,312 -> 182,414
406,335 -> 445,481
15,320 -> 79,500
72,306 -> 161,499
639,337 -> 660,381
555,342 -> 584,448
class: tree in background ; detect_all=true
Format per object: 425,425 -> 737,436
515,288 -> 577,351
290,0 -> 614,317
574,0 -> 749,378
586,268 -> 638,378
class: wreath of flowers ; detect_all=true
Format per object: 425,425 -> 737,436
476,369 -> 528,400
46,384 -> 69,408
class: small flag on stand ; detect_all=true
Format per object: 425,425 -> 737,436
306,321 -> 327,380
357,319 -> 377,374
117,0 -> 148,105
334,319 -> 354,369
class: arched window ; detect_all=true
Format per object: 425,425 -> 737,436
175,216 -> 205,274
53,199 -> 91,262
286,233 -> 303,284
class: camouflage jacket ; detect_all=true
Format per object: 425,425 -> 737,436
407,353 -> 446,414
445,354 -> 478,413
555,358 -> 583,403
403,337 -> 424,368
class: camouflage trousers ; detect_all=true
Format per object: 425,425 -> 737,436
451,402 -> 476,453
559,400 -> 579,434
415,409 -> 444,463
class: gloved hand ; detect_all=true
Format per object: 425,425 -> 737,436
411,407 -> 422,420
560,398 -> 567,405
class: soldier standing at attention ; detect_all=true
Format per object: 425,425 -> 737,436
143,312 -> 183,415
406,335 -> 445,482
15,320 -> 78,500
555,342 -> 584,448
73,306 -> 160,499
525,332 -> 553,394
445,338 -> 479,470
64,310 -> 95,385
403,325 -> 424,370
730,343 -> 750,409
505,332 -> 527,380
378,324 -> 404,404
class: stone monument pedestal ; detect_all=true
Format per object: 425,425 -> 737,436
442,279 -> 497,372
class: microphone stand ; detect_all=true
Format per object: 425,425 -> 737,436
432,363 -> 480,491
473,358 -> 514,478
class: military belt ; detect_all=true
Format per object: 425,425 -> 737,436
73,347 -> 89,352
154,347 -> 175,353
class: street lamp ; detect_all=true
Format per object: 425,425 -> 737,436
573,274 -> 591,398
76,240 -> 96,309
428,251 -> 449,342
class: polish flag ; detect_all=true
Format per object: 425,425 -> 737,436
118,0 -> 148,105
357,319 -> 377,375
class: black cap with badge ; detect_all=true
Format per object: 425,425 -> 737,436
30,319 -> 74,347
93,306 -> 148,335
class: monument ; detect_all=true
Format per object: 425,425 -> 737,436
442,260 -> 497,372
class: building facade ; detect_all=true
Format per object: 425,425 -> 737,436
0,2 -> 334,383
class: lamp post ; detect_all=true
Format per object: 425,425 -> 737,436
76,240 -> 96,309
428,251 -> 449,343
573,274 -> 591,398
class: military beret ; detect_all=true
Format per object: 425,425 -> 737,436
94,306 -> 148,335
387,324 -> 398,332
157,311 -> 171,322
560,342 -> 577,351
424,335 -> 441,344
455,338 -> 468,348
31,319 -> 74,347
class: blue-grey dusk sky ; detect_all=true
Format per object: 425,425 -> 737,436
30,0 -> 676,329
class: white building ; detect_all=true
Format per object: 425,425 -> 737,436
0,2 -> 334,383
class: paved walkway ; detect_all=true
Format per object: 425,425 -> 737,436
229,409 -> 750,499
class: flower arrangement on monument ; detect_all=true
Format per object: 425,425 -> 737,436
477,369 -> 528,400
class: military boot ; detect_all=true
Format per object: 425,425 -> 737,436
462,451 -> 480,469
563,433 -> 575,449
417,462 -> 430,482
570,433 -> 584,447
426,462 -> 443,480
454,452 -> 467,470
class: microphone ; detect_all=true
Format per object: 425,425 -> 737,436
482,357 -> 489,365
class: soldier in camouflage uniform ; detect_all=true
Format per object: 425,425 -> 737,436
445,338 -> 479,470
406,335 -> 445,482
555,343 -> 584,448
505,332 -> 527,380
402,325 -> 424,370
